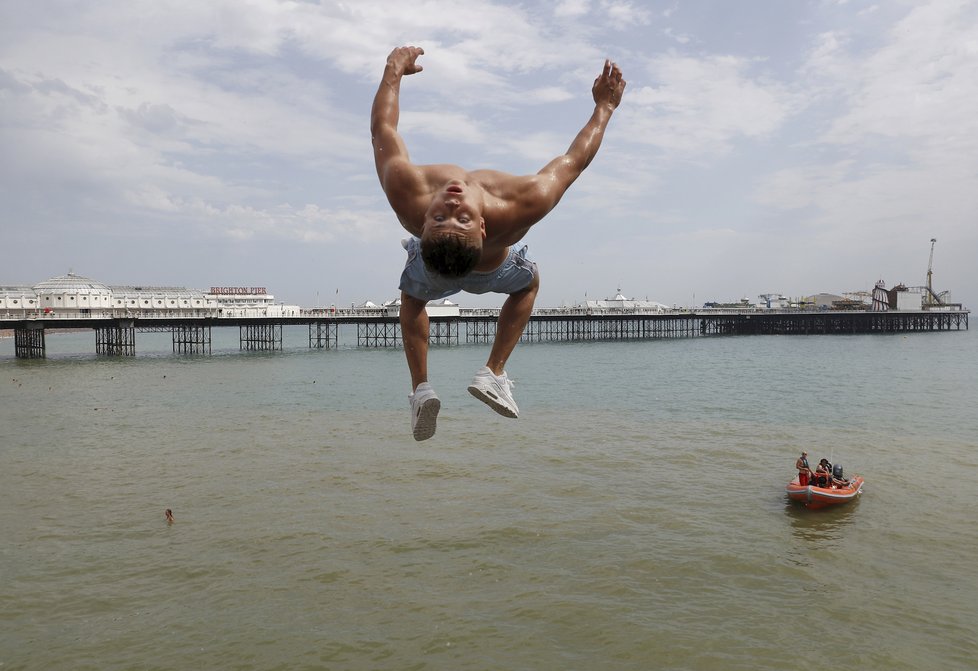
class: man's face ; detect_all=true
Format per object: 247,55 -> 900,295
421,181 -> 485,247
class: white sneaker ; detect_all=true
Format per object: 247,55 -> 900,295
409,382 -> 440,441
467,367 -> 519,418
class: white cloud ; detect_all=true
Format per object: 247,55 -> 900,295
555,0 -> 590,19
625,54 -> 795,157
399,111 -> 488,148
754,1 -> 978,247
822,4 -> 978,149
523,86 -> 575,104
600,0 -> 653,26
216,202 -> 390,244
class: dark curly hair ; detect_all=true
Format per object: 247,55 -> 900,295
421,235 -> 481,277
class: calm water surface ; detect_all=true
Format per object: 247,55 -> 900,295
1,328 -> 976,670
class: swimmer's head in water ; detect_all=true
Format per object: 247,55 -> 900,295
420,180 -> 485,277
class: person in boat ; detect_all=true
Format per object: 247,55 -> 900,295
371,45 -> 626,441
815,459 -> 833,487
795,451 -> 815,486
818,457 -> 853,487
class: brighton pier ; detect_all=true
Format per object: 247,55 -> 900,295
1,274 -> 968,359
5,308 -> 971,359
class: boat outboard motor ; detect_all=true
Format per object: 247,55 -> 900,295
832,464 -> 844,480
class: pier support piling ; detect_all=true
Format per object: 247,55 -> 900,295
95,321 -> 135,356
357,320 -> 400,347
172,324 -> 212,354
355,319 -> 459,348
465,318 -> 497,344
14,323 -> 46,358
429,320 -> 459,346
309,322 -> 338,349
240,323 -> 282,350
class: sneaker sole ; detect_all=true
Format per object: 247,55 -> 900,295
467,384 -> 518,418
413,397 -> 440,441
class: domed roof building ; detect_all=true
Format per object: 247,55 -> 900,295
2,273 -> 294,319
33,272 -> 112,295
32,272 -> 113,314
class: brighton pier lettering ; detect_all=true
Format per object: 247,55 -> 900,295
210,287 -> 267,295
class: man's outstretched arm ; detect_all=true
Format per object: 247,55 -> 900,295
535,60 -> 626,208
370,46 -> 425,187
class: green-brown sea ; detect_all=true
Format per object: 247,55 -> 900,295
2,327 -> 976,670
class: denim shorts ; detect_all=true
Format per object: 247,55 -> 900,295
398,237 -> 538,301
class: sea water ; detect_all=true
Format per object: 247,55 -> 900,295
1,328 -> 976,670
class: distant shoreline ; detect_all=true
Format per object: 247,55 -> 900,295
1,328 -> 82,339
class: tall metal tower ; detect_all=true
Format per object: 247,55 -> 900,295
926,238 -> 938,306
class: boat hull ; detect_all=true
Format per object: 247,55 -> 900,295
786,476 -> 865,510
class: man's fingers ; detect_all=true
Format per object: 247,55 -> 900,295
410,46 -> 424,73
599,59 -> 623,83
390,45 -> 426,75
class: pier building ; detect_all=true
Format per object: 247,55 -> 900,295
0,273 -> 300,320
583,291 -> 669,313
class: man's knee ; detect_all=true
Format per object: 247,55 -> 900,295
400,291 -> 428,309
515,269 -> 540,298
399,291 -> 429,325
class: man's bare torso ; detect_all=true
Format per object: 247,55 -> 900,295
387,161 -> 550,272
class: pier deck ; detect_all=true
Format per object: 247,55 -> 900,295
2,308 -> 968,358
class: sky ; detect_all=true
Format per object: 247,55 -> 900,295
2,0 -> 976,310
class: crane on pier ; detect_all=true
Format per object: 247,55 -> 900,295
924,238 -> 949,307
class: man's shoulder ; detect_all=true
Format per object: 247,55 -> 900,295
472,171 -> 549,212
381,156 -> 423,185
469,168 -> 529,189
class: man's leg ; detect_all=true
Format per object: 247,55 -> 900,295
467,273 -> 539,418
400,291 -> 439,440
400,291 -> 430,390
486,272 -> 539,374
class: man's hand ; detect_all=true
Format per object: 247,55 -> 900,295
386,46 -> 425,78
592,60 -> 625,110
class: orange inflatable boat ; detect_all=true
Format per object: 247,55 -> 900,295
786,475 -> 865,509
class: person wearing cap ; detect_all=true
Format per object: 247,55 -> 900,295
795,451 -> 815,486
